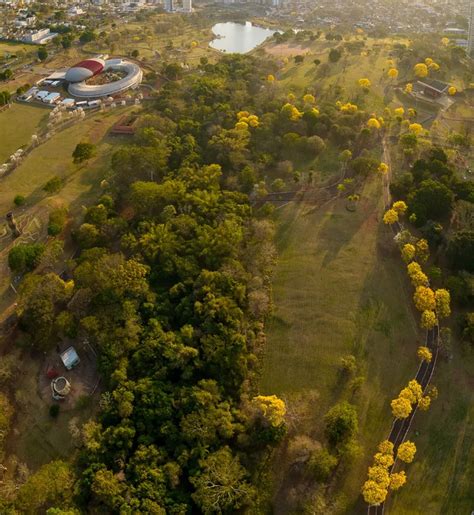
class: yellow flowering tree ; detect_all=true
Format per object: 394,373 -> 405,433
358,78 -> 372,89
448,86 -> 457,96
267,74 -> 275,82
394,107 -> 405,117
418,396 -> 431,411
413,286 -> 436,312
421,309 -> 437,329
391,397 -> 412,419
401,243 -> 416,263
409,123 -> 424,135
383,209 -> 399,225
417,345 -> 432,363
388,68 -> 399,79
397,441 -> 416,463
405,83 -> 413,93
389,471 -> 407,490
367,118 -> 381,129
393,201 -> 407,214
251,395 -> 286,427
303,93 -> 315,104
378,162 -> 389,174
414,63 -> 428,78
362,480 -> 387,506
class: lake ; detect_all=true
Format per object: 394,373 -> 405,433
209,22 -> 277,54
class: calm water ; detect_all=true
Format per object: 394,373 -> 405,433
209,22 -> 277,54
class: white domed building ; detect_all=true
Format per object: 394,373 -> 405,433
65,58 -> 142,99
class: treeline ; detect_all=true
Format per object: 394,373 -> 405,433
390,146 -> 474,344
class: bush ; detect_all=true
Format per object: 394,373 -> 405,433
307,447 -> 338,482
49,404 -> 60,418
48,208 -> 68,236
43,176 -> 63,194
14,195 -> 25,206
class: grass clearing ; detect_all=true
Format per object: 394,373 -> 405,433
261,176 -> 424,510
0,103 -> 48,163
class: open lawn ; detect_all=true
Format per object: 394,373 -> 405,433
4,349 -> 98,471
0,106 -> 135,211
0,41 -> 37,57
260,177 -> 427,511
0,106 -> 137,314
0,103 -> 48,163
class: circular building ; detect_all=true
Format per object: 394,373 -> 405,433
67,58 -> 142,99
65,58 -> 105,83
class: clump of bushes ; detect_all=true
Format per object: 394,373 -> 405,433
43,176 -> 64,195
48,208 -> 68,236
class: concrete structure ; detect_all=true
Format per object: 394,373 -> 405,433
60,346 -> 80,370
164,0 -> 173,11
67,58 -> 142,98
417,78 -> 449,98
469,2 -> 474,57
183,0 -> 192,12
51,376 -> 71,400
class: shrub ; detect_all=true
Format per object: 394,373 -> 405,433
43,176 -> 63,194
307,447 -> 338,481
48,208 -> 68,236
49,404 -> 60,418
14,195 -> 25,206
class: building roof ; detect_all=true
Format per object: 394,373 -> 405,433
60,346 -> 80,370
417,78 -> 449,93
65,58 -> 105,83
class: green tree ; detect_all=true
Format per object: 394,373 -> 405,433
72,142 -> 96,164
191,447 -> 255,513
324,401 -> 358,448
38,47 -> 48,61
16,461 -> 75,512
8,243 -> 45,272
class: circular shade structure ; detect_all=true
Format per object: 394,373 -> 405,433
65,58 -> 105,83
67,58 -> 143,99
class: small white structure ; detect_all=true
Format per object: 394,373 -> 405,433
60,346 -> 80,370
43,92 -> 61,104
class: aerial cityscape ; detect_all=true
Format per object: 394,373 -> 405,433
0,0 -> 472,513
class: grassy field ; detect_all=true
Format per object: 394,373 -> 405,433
261,176 -> 425,511
0,41 -> 37,57
0,106 -> 134,210
0,103 -> 48,163
0,106 -> 137,314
